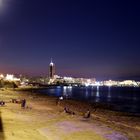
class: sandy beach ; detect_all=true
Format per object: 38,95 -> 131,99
0,89 -> 140,140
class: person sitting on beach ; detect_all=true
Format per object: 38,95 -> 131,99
0,101 -> 5,106
11,98 -> 22,104
64,107 -> 75,115
83,109 -> 91,118
64,106 -> 69,113
12,98 -> 16,103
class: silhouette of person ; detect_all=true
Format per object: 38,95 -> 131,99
21,99 -> 26,108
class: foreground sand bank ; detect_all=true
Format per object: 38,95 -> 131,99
0,89 -> 140,140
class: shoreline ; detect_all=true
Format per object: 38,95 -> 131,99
15,87 -> 140,116
0,89 -> 140,140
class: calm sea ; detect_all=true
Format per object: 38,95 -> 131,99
33,86 -> 140,114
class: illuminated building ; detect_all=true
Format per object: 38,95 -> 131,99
5,74 -> 20,81
49,59 -> 55,79
0,74 -> 4,79
119,80 -> 138,87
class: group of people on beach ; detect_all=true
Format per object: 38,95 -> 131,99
63,106 -> 91,118
57,96 -> 91,118
11,98 -> 26,108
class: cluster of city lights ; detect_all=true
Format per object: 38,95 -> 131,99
0,73 -> 139,87
0,74 -> 20,81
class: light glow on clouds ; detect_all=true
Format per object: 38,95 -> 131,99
0,0 -> 15,16
0,0 -> 7,16
0,0 -> 4,8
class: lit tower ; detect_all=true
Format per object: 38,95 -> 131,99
49,59 -> 55,79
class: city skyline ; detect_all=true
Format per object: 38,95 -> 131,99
0,0 -> 140,80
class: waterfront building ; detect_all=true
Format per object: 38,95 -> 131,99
119,80 -> 138,87
103,80 -> 118,86
49,59 -> 55,79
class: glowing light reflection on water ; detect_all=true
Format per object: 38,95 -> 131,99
36,86 -> 140,113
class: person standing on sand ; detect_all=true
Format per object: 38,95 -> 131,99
56,98 -> 59,105
21,99 -> 26,108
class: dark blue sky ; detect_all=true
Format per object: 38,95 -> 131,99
0,0 -> 140,80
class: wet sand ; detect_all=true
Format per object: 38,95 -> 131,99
0,89 -> 140,140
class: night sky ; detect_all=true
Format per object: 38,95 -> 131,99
0,0 -> 140,80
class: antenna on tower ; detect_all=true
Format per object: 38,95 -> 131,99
50,58 -> 54,66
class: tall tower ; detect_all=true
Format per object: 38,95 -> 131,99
49,59 -> 55,79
